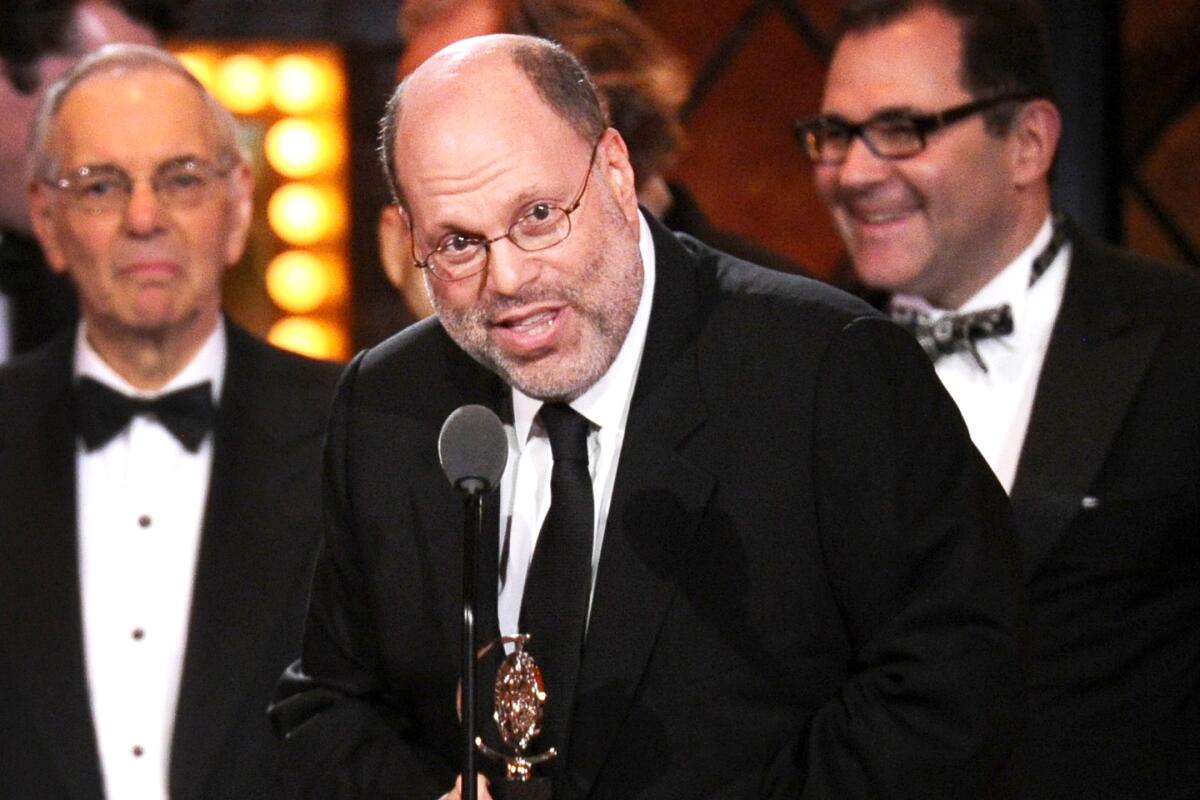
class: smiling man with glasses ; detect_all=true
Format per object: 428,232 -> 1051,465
273,32 -> 1025,800
806,3 -> 1200,798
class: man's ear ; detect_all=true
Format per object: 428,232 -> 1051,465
596,127 -> 640,225
378,204 -> 411,290
29,182 -> 69,275
222,162 -> 255,267
1009,98 -> 1061,188
378,203 -> 435,319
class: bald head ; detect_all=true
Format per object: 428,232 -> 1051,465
379,34 -> 606,206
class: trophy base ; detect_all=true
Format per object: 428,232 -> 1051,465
492,778 -> 553,800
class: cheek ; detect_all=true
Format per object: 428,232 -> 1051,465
813,166 -> 840,202
428,273 -> 482,314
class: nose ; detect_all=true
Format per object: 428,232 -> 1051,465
484,237 -> 540,297
832,135 -> 894,190
122,179 -> 166,237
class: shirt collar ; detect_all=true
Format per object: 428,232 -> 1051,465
73,317 -> 227,402
512,210 -> 657,442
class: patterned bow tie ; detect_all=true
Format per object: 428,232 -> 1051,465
890,305 -> 1014,371
73,377 -> 216,452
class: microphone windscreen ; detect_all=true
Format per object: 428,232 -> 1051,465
438,405 -> 508,492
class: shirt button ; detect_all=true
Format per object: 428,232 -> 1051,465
132,628 -> 145,641
138,515 -> 152,528
132,745 -> 144,757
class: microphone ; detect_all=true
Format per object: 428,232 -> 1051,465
439,405 -> 508,495
437,404 -> 507,800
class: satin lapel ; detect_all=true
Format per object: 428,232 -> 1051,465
565,218 -> 715,798
0,339 -> 106,799
1010,234 -> 1162,578
169,331 -> 325,800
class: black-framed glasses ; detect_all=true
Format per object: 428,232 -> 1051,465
794,93 -> 1034,165
410,138 -> 602,282
43,154 -> 238,216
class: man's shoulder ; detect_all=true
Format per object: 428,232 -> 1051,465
1070,234 -> 1200,316
0,332 -> 71,402
673,230 -> 882,338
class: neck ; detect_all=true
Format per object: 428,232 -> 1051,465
84,312 -> 220,391
933,194 -> 1051,310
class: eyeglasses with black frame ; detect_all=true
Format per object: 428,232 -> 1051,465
409,137 -> 603,282
794,93 -> 1034,165
42,153 -> 239,216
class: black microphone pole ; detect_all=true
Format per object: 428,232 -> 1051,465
439,405 -> 509,800
461,484 -> 482,800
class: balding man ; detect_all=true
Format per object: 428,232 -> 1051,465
0,45 -> 338,799
273,34 -> 1025,799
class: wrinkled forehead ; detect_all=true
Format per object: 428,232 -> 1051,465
50,67 -> 223,169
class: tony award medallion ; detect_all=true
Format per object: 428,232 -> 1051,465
463,634 -> 556,799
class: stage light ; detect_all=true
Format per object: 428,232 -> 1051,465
265,250 -> 344,313
264,118 -> 340,178
267,183 -> 343,245
268,316 -> 346,360
214,54 -> 270,114
271,54 -> 341,114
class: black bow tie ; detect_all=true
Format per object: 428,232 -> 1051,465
73,377 -> 216,452
890,304 -> 1013,371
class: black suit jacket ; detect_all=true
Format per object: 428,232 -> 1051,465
272,218 -> 1026,799
0,322 -> 340,800
0,229 -> 78,358
1007,229 -> 1200,799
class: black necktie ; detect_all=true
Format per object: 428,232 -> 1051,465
891,304 -> 1014,371
74,377 -> 216,452
519,402 -> 594,764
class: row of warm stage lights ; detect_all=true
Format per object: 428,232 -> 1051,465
176,47 -> 350,360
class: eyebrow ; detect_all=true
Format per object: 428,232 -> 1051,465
419,183 -> 568,246
821,105 -> 928,123
66,153 -> 211,175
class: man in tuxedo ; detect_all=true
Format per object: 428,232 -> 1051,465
802,1 -> 1200,797
0,0 -> 184,364
271,34 -> 1025,799
0,45 -> 340,799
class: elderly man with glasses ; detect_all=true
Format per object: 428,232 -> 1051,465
801,1 -> 1200,798
0,44 -> 340,800
271,32 -> 1026,800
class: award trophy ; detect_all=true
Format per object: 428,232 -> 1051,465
461,634 -> 556,800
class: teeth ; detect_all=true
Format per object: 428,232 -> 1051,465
860,211 -> 908,224
510,310 -> 555,332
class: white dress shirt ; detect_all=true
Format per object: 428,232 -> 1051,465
497,212 -> 657,640
75,320 -> 226,800
892,215 -> 1070,492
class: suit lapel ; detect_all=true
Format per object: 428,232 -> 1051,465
565,219 -> 715,797
1010,231 -> 1162,577
0,337 -> 106,799
400,340 -> 508,758
168,328 -> 323,800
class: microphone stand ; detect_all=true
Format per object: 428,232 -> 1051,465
459,479 -> 486,800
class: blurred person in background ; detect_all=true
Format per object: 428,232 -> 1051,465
802,1 -> 1200,796
0,44 -> 339,799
